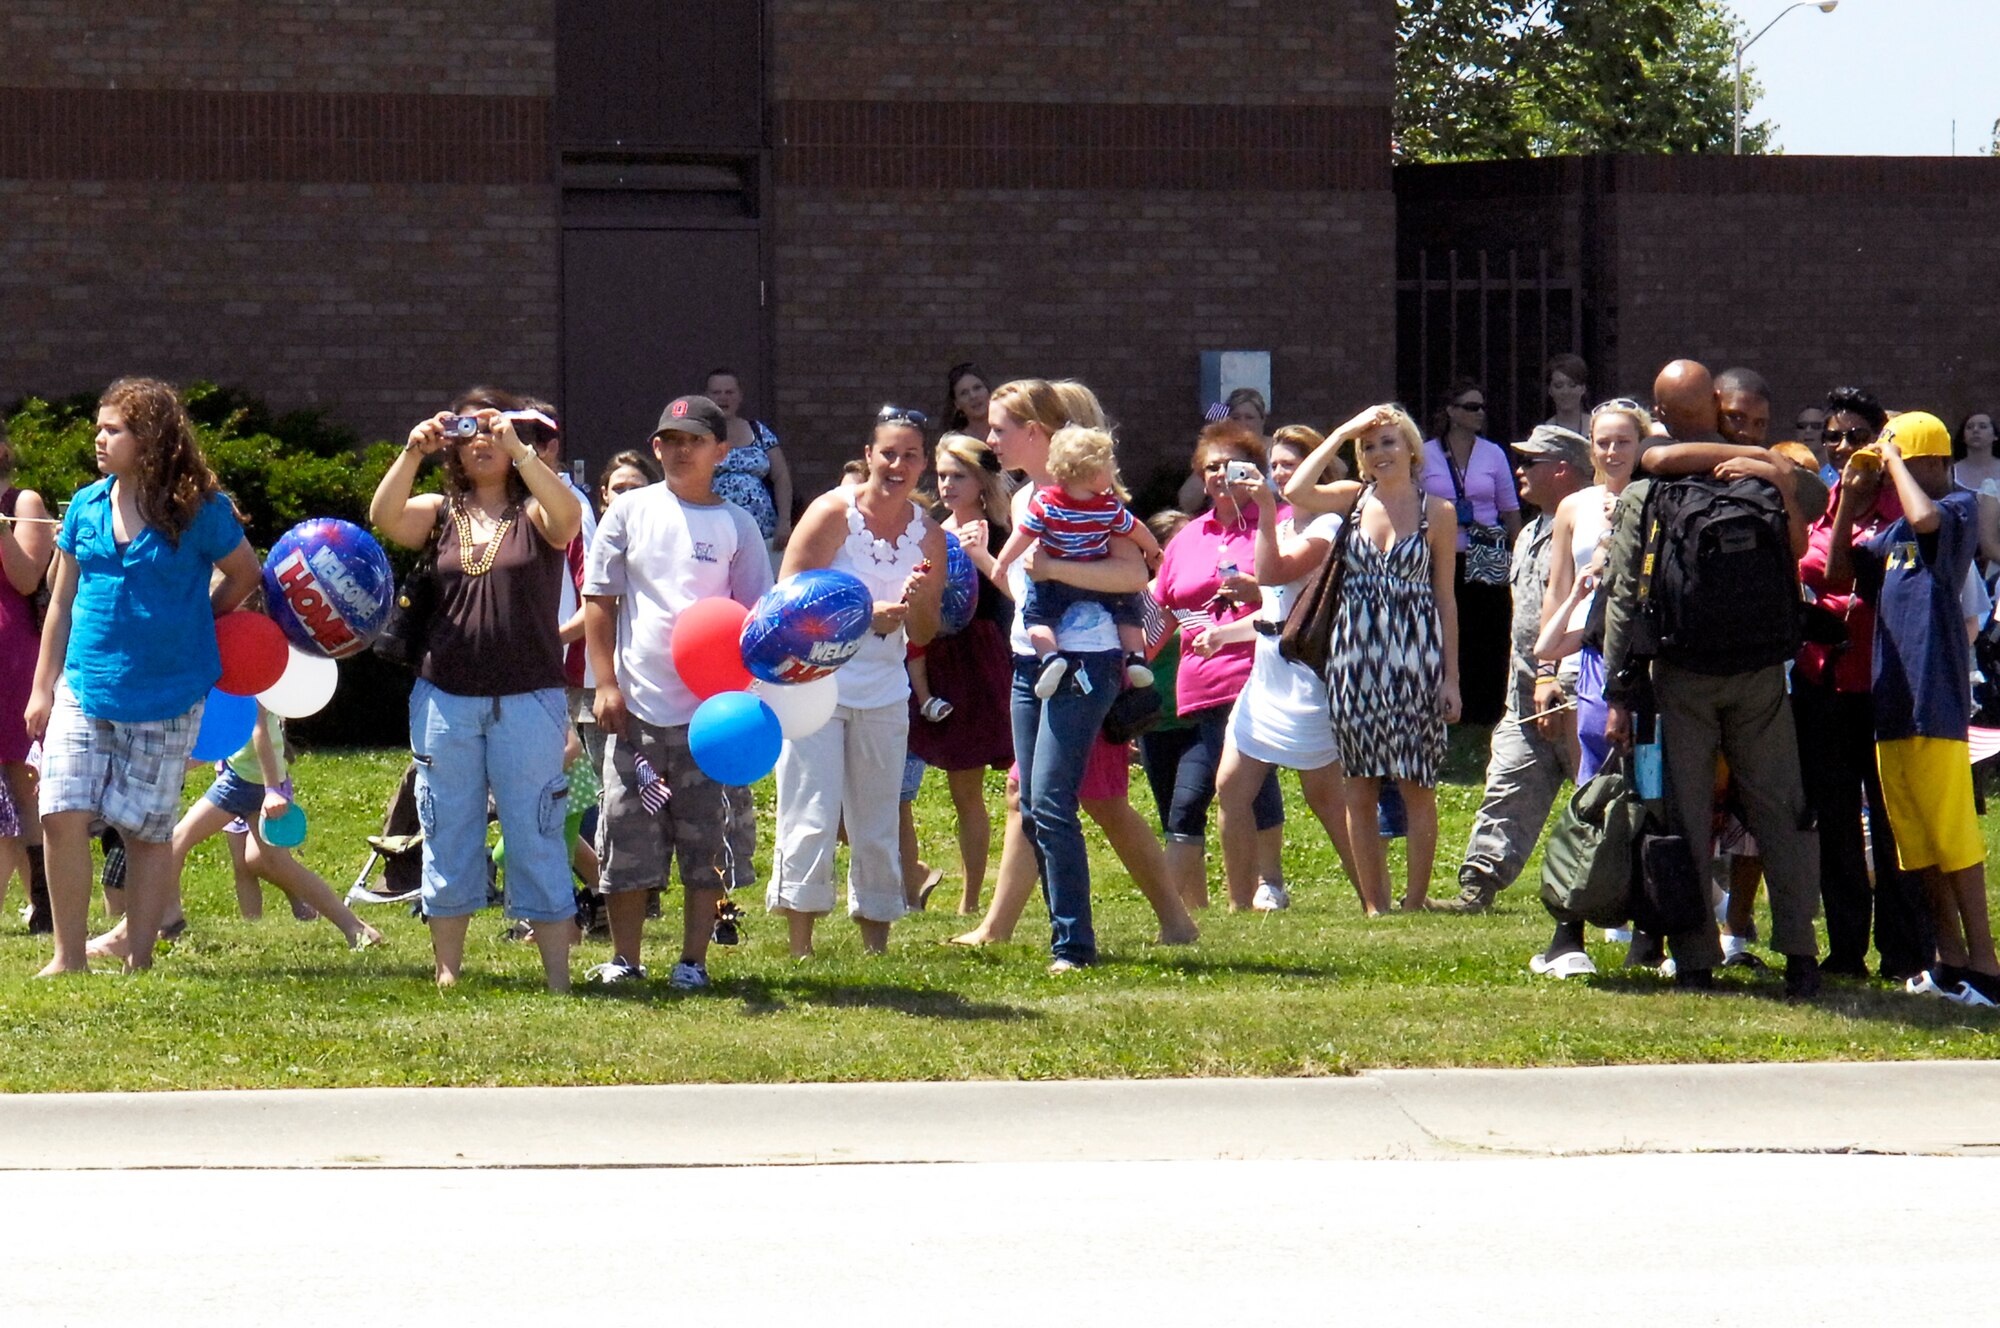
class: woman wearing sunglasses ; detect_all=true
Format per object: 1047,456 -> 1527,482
767,406 -> 947,957
1422,379 -> 1521,726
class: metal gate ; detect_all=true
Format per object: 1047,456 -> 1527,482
1396,247 -> 1581,446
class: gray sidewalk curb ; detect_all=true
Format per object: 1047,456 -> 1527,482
5,1061 -> 1999,1169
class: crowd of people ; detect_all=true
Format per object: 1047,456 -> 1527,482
10,358 -> 2000,1008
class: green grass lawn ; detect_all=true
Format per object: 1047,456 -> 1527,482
0,729 -> 1993,1093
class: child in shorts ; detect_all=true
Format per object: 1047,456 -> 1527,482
581,395 -> 774,989
26,378 -> 262,974
993,425 -> 1160,698
1828,412 -> 2000,1006
86,705 -> 382,958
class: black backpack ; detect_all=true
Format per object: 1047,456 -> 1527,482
1636,476 -> 1802,676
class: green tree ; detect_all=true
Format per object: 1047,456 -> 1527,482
1396,0 -> 1773,163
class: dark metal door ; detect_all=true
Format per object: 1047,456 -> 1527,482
555,0 -> 764,150
560,224 -> 764,474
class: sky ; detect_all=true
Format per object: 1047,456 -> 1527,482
1723,0 -> 2000,155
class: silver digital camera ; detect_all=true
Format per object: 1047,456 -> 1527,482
441,414 -> 481,438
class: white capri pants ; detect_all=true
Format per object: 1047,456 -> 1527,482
766,701 -> 911,923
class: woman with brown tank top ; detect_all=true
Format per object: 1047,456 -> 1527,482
371,386 -> 583,992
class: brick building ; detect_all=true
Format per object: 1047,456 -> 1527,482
0,1 -> 1398,492
1397,155 -> 2000,443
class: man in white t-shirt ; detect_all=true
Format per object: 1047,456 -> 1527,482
582,395 -> 773,989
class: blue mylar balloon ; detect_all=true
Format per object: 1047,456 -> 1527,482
938,530 -> 980,636
261,518 -> 395,660
687,692 -> 783,786
191,688 -> 259,763
739,568 -> 875,685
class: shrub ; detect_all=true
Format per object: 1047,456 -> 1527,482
4,382 -> 440,746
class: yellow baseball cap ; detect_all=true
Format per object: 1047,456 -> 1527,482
1881,411 -> 1951,459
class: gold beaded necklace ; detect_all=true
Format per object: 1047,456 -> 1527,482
454,498 -> 516,577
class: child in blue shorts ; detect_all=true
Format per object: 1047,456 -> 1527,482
86,704 -> 382,959
26,378 -> 264,975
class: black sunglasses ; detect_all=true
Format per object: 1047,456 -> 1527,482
1824,427 -> 1876,446
877,404 -> 930,429
1453,400 -> 1487,412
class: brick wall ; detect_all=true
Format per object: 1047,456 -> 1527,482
4,1 -> 553,94
770,0 -> 1391,104
768,0 -> 1399,490
771,186 -> 1393,485
0,2 -> 557,445
1606,157 -> 2000,424
0,179 -> 556,440
1397,155 -> 2000,431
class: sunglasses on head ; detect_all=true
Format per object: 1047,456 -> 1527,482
1592,398 -> 1644,416
1824,426 -> 1876,446
877,404 -> 929,429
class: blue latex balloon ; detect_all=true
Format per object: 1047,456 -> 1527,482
739,569 -> 874,685
191,688 -> 258,763
688,692 -> 783,786
262,518 -> 395,659
939,530 -> 979,636
259,801 -> 308,848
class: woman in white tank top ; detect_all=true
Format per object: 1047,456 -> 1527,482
766,410 -> 947,958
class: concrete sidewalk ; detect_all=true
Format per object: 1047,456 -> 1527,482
5,1060 -> 1999,1168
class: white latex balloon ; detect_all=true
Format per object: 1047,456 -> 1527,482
257,645 -> 339,719
751,674 -> 838,740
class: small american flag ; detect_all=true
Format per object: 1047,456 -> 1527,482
632,753 -> 672,814
1203,402 -> 1229,423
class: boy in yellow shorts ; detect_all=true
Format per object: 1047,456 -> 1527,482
1827,411 -> 1998,1006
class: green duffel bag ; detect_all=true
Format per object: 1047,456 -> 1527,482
1539,755 -> 1643,928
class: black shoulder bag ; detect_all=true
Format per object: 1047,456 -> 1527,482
373,506 -> 446,670
1277,485 -> 1370,677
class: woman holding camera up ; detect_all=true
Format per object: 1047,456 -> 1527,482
1153,421 -> 1288,912
371,387 -> 582,992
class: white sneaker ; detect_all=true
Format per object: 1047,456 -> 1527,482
584,956 -> 646,985
1033,656 -> 1070,699
667,960 -> 710,991
1251,881 -> 1291,912
1529,950 -> 1598,978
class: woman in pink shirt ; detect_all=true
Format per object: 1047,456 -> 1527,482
1154,421 -> 1287,911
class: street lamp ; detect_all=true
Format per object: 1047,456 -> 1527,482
1734,1 -> 1838,155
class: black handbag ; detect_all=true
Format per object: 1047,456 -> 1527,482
373,508 -> 445,670
1101,684 -> 1163,744
1277,484 -> 1369,677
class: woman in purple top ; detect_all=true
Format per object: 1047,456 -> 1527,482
1422,380 -> 1521,726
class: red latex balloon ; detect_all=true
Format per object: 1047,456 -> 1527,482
671,597 -> 753,699
215,611 -> 291,696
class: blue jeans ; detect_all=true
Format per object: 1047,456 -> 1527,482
1011,651 -> 1121,965
410,679 -> 575,922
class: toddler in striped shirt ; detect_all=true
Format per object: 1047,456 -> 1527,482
995,425 -> 1161,698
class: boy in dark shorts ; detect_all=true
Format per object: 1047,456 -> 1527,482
1827,411 -> 2000,1006
582,396 -> 773,989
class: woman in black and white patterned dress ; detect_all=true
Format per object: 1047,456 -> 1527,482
1285,404 -> 1459,915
